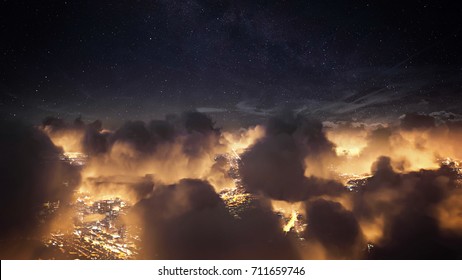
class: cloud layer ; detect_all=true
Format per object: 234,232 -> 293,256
2,111 -> 462,259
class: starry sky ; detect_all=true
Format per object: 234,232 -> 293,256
1,0 -> 462,127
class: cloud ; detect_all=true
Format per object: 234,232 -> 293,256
305,199 -> 364,259
196,107 -> 228,113
41,112 -> 230,193
327,112 -> 462,174
399,113 -> 436,130
133,179 -> 299,259
4,111 -> 462,260
352,157 -> 462,259
0,120 -> 80,258
240,112 -> 344,201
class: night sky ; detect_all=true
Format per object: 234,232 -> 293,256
1,0 -> 462,127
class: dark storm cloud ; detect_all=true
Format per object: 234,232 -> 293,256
107,111 -> 222,159
41,111 -> 221,158
41,116 -> 108,155
353,156 -> 462,259
181,111 -> 218,134
148,119 -> 176,142
110,121 -> 157,154
179,112 -> 222,157
0,120 -> 80,258
305,199 -> 364,259
134,179 -> 298,259
42,116 -> 85,132
83,119 -> 111,155
85,118 -> 177,156
369,156 -> 397,181
240,112 -> 344,201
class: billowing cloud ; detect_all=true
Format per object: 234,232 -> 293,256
352,157 -> 462,259
240,113 -> 344,201
0,120 -> 80,258
328,113 -> 462,174
305,199 -> 364,259
134,179 -> 299,259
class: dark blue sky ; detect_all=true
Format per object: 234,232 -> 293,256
1,0 -> 462,127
